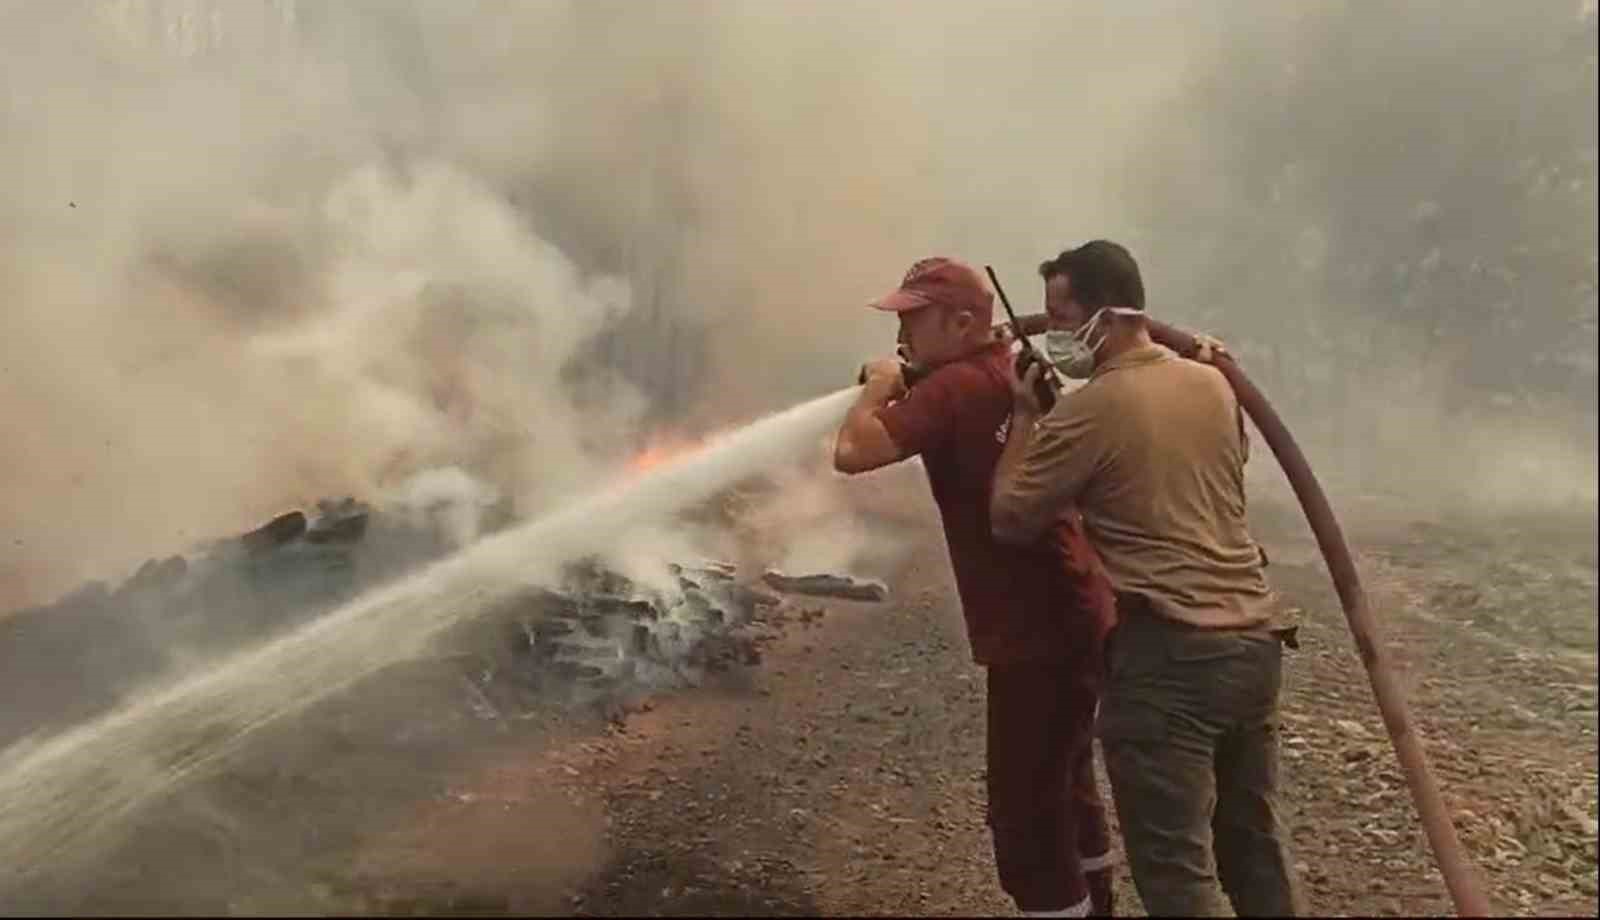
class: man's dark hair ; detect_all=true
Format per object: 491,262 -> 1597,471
1037,240 -> 1145,311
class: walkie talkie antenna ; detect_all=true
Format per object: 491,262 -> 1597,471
985,265 -> 1060,411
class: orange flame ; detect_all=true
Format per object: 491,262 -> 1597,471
625,432 -> 718,475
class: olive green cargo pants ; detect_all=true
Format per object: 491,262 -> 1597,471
1097,607 -> 1304,917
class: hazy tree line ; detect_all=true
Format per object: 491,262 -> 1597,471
1126,1 -> 1596,474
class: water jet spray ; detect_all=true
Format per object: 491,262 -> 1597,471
0,387 -> 862,894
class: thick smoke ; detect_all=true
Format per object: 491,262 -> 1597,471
2,0 -> 1594,607
1116,1 -> 1598,513
0,1 -> 651,606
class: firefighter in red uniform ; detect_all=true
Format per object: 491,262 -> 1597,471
834,257 -> 1118,917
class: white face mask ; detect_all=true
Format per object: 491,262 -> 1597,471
1044,329 -> 1096,379
1044,307 -> 1143,379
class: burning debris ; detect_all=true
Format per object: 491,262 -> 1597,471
0,487 -> 887,752
761,570 -> 890,603
438,553 -> 887,718
0,495 -> 474,751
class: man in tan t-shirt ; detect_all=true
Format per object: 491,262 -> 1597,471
989,240 -> 1303,917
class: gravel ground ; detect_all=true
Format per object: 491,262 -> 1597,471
11,467 -> 1596,916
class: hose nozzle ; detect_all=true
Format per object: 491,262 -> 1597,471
856,345 -> 931,390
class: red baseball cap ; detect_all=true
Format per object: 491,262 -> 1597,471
869,256 -> 995,321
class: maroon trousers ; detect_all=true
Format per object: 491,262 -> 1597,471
986,658 -> 1114,915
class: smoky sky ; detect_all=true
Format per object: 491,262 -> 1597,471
2,0 -> 1593,606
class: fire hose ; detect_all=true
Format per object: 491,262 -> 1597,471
994,312 -> 1493,916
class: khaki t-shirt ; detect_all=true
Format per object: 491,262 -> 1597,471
992,343 -> 1278,630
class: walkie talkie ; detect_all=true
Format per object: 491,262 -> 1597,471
984,265 -> 1060,413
